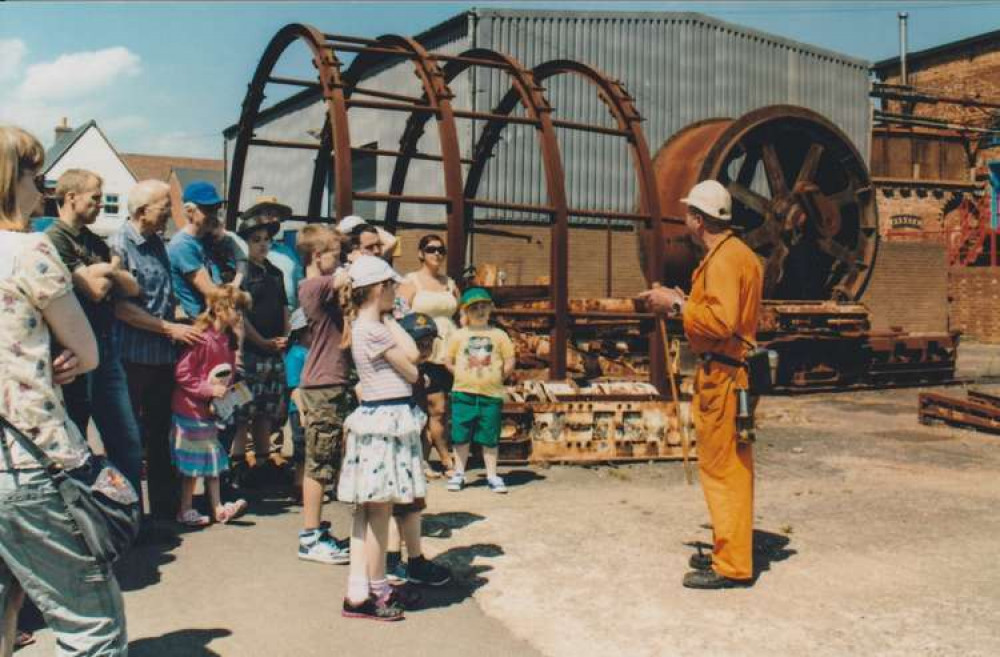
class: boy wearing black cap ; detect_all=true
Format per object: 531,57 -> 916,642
384,313 -> 452,587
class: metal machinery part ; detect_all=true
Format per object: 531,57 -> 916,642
228,24 -> 685,465
920,389 -> 1000,435
641,105 -> 958,389
644,105 -> 878,301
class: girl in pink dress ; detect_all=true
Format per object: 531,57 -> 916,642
171,285 -> 251,526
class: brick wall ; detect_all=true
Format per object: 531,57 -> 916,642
882,47 -> 1000,126
392,225 -> 649,298
860,241 -> 949,333
876,186 -> 973,239
948,267 -> 1000,342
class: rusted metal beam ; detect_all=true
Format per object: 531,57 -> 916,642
346,98 -> 435,113
353,191 -> 451,205
551,118 -> 631,137
466,198 -> 555,215
352,85 -> 430,104
267,75 -> 321,88
250,138 -> 320,150
919,391 -> 1000,435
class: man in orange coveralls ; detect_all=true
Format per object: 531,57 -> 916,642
640,179 -> 763,589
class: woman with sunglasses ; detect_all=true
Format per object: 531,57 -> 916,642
399,234 -> 458,477
0,125 -> 128,655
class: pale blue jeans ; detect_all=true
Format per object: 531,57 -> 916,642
0,468 -> 127,656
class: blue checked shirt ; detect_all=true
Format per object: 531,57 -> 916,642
108,221 -> 177,365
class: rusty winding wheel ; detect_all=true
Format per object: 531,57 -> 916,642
644,105 -> 878,301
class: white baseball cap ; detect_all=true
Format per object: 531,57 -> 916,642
337,215 -> 367,235
681,180 -> 732,222
348,255 -> 403,288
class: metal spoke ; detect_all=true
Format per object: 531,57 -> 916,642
727,182 -> 770,217
795,143 -> 824,186
761,142 -> 789,198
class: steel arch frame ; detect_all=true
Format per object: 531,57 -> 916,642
228,24 -> 668,391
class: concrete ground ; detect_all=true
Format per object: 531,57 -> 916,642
18,344 -> 1000,656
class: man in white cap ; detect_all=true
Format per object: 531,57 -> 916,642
337,214 -> 399,262
639,179 -> 763,590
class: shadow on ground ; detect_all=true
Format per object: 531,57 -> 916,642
114,525 -> 182,592
129,628 -> 232,656
464,469 -> 546,489
686,528 -> 796,583
408,543 -> 504,611
422,511 -> 485,539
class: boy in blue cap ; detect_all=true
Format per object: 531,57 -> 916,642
444,288 -> 515,493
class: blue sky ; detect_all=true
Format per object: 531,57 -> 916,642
2,1 -> 998,159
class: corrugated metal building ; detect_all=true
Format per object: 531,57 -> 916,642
223,8 -> 871,228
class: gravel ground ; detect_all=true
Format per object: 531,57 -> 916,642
17,344 -> 1000,656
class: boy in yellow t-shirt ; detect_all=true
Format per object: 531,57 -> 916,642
444,288 -> 515,493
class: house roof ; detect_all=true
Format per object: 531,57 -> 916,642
121,153 -> 223,183
170,167 -> 224,192
873,28 -> 1000,73
44,119 -> 97,173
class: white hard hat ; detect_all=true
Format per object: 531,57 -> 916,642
337,215 -> 367,235
681,180 -> 732,222
348,254 -> 403,288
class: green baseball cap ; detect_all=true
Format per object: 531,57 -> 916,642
460,287 -> 493,309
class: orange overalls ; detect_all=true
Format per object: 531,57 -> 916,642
682,235 -> 763,580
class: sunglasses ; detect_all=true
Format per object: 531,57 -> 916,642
422,245 -> 447,255
33,173 -> 46,194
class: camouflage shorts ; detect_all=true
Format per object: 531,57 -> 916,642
298,385 -> 353,485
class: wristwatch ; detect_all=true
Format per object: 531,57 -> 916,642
671,299 -> 685,316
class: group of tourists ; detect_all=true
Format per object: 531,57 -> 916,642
1,120 -> 762,654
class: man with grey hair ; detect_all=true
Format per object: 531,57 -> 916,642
110,179 -> 203,520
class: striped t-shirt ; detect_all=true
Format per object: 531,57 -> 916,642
350,318 -> 412,402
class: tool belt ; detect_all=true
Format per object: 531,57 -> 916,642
698,352 -> 745,369
699,348 -> 775,395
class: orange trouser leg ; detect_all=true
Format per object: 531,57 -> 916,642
693,373 -> 755,580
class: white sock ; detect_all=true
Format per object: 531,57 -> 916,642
370,578 -> 391,599
347,575 -> 369,604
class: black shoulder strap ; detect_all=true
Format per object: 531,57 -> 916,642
0,414 -> 63,475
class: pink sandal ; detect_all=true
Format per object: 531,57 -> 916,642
215,499 -> 248,524
176,509 -> 211,527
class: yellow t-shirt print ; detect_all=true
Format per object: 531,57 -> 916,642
448,327 -> 514,399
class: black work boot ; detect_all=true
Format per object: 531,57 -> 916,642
689,552 -> 712,571
682,569 -> 753,590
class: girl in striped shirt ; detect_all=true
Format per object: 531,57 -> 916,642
337,255 -> 426,621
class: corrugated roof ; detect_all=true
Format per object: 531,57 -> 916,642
44,120 -> 96,172
873,27 -> 1000,73
473,8 -> 869,68
121,153 -> 223,182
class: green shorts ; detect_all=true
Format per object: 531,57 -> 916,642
450,391 -> 503,448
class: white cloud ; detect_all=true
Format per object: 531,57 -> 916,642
0,39 -> 26,82
101,114 -> 150,135
17,46 -> 140,102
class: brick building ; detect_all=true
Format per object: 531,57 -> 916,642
872,30 -> 1000,341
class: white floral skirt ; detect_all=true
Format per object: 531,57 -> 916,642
337,402 -> 428,505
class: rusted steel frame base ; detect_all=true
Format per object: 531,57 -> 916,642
919,391 -> 1000,435
498,398 -> 696,465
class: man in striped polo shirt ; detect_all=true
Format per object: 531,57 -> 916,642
110,180 -> 204,520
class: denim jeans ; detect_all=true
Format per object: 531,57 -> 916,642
64,332 -> 143,495
0,468 -> 127,656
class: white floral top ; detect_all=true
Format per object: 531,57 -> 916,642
0,231 -> 91,471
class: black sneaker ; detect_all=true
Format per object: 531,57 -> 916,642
682,569 -> 753,590
406,556 -> 452,587
341,593 -> 405,621
689,553 -> 712,571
